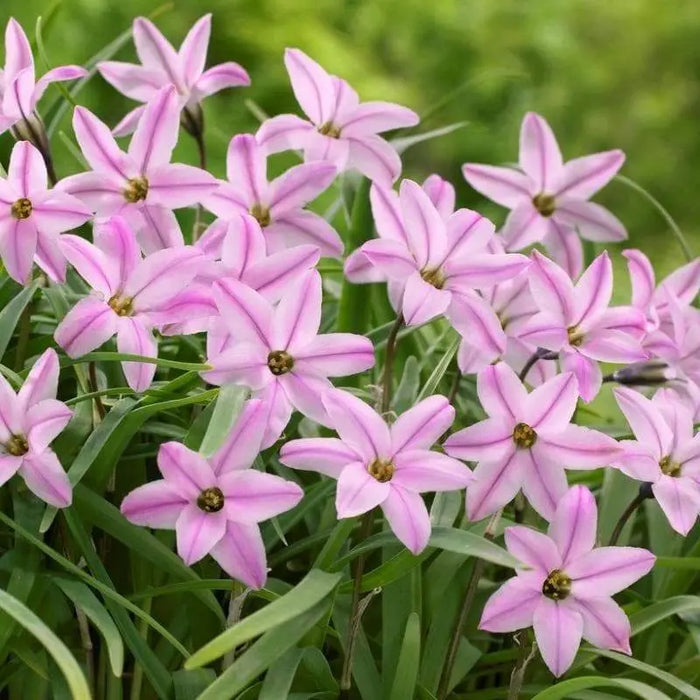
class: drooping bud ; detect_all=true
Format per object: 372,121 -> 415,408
604,360 -> 675,387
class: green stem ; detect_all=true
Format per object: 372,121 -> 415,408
381,315 -> 404,414
88,361 -> 106,420
608,483 -> 653,546
507,631 -> 537,700
13,303 -> 32,371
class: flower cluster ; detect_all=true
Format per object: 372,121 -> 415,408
1,14 -> 698,684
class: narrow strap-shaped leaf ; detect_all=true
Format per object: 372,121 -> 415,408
389,612 -> 421,700
258,647 -> 305,700
530,675 -> 672,700
0,282 -> 39,361
199,384 -> 248,456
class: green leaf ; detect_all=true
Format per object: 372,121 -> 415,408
429,527 -> 520,568
172,669 -> 217,700
416,337 -> 460,401
54,351 -> 211,374
389,612 -> 421,700
655,557 -> 700,570
0,588 -> 90,700
391,121 -> 468,154
186,569 -> 342,669
0,282 -> 38,361
630,595 -> 700,635
52,578 -> 124,677
259,647 -> 305,700
199,385 -> 248,456
196,598 -> 333,699
393,356 -> 421,414
530,676 -> 672,700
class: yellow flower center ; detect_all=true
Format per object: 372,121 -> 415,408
6,434 -> 28,456
542,569 -> 572,600
512,422 -> 537,448
318,122 -> 341,138
250,202 -> 271,227
567,326 -> 585,347
123,176 -> 149,203
267,350 -> 294,376
420,267 -> 446,290
197,487 -> 225,513
11,198 -> 32,219
659,455 -> 681,478
108,295 -> 134,317
532,193 -> 556,217
367,458 -> 394,483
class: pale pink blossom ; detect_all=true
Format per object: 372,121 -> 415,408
613,388 -> 700,535
463,112 -> 625,277
121,400 -> 302,588
519,251 -> 647,401
344,179 -> 529,326
57,86 -> 216,253
98,14 -> 249,136
257,48 -> 418,186
480,486 -> 655,676
0,141 -> 90,283
445,362 -> 621,521
203,271 -> 375,447
0,18 -> 86,135
201,134 -> 342,257
54,216 -> 205,391
280,390 -> 472,554
0,349 -> 72,507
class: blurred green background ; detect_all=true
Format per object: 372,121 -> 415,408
3,0 -> 699,282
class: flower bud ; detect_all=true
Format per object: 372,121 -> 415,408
605,360 -> 676,387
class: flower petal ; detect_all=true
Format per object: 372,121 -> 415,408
572,596 -> 631,655
120,480 -> 187,528
339,101 -> 419,136
266,211 -> 344,257
369,183 -> 407,243
9,141 -> 46,196
132,17 -> 184,88
533,598 -> 583,677
479,572 -> 542,633
219,470 -> 303,522
321,388 -> 391,461
146,163 -> 216,208
116,317 -> 157,392
279,371 -> 332,425
353,238 -> 416,280
336,460 -> 390,518
519,112 -> 563,191
178,14 -> 210,86
203,343 -> 268,390
4,19 -> 33,80
560,351 -> 602,403
526,372 -> 579,432
26,399 -> 72,453
555,150 -> 625,200
271,270 -> 321,351
569,546 -> 656,598
0,218 -> 36,283
255,114 -> 314,154
652,475 -> 700,536
500,204 -> 550,251
613,387 -> 672,458
381,485 -> 431,554
536,425 -> 621,469
18,348 -> 60,408
54,297 -> 117,358
622,249 -> 655,310
529,250 -> 576,324
556,200 -> 627,243
268,161 -> 336,215
210,521 -> 267,588
97,61 -> 164,102
520,448 -> 569,521
466,450 -> 522,521
72,106 -> 130,179
477,361 -> 528,421
293,333 -> 375,377
60,233 -> 118,296
137,205 -> 185,253
573,251 -> 612,328
175,504 -> 226,565
504,525 -> 560,574
392,449 -> 472,492
461,163 -> 532,208
19,451 -> 72,508
543,219 -> 583,279
209,399 -> 268,473
283,48 -> 333,124
401,271 -> 451,326
194,62 -> 250,97
128,86 -> 180,172
398,179 -> 446,268
279,437 -> 358,478
391,395 -> 455,454
345,134 -> 401,187
445,252 -> 530,290
548,485 -> 597,567
255,379 -> 293,449
443,417 -> 513,462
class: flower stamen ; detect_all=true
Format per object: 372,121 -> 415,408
6,434 -> 28,456
659,455 -> 681,478
420,267 -> 446,290
108,295 -> 134,317
268,350 -> 294,375
11,198 -> 32,219
567,326 -> 585,347
250,202 -> 271,227
512,422 -> 537,448
197,486 -> 225,513
318,121 -> 341,139
532,193 -> 556,217
542,569 -> 571,600
367,458 -> 394,483
124,176 -> 149,203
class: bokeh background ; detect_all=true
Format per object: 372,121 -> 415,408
4,0 -> 699,285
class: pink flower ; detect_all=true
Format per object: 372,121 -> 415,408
98,14 -> 249,136
201,134 -> 342,257
463,112 -> 625,277
54,216 -> 205,391
0,141 -> 90,283
257,48 -> 419,186
280,390 -> 472,554
0,18 -> 86,135
165,213 -> 321,337
344,179 -> 530,326
121,400 -> 302,588
203,271 -> 375,447
0,349 -> 72,507
57,86 -> 216,254
519,251 -> 647,401
480,486 -> 655,677
613,388 -> 700,535
444,362 -> 621,521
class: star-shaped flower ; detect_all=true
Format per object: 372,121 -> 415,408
519,251 -> 647,401
614,388 -> 700,534
0,349 -> 72,507
58,86 -> 216,253
0,141 -> 90,283
257,49 -> 419,186
463,112 -> 626,276
0,18 -> 86,136
444,362 -> 621,521
98,14 -> 249,136
121,399 -> 302,588
203,271 -> 375,446
480,486 -> 655,677
280,390 -> 472,554
344,179 -> 530,326
202,134 -> 342,257
54,216 -> 205,391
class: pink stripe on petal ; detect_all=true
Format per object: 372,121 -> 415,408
548,485 -> 597,566
268,161 -> 336,215
279,437 -> 358,478
390,395 -> 454,454
271,271 -> 321,351
573,597 -> 631,655
574,252 -> 613,328
116,317 -> 157,392
504,526 -> 560,574
613,387 -> 671,458
72,107 -> 129,179
219,470 -> 303,522
536,425 -> 621,469
519,112 -> 563,192
444,417 -> 513,462
178,14 -> 211,86
519,448 -> 568,521
8,141 -> 46,196
479,573 -> 541,633
526,372 -> 578,431
381,485 -> 431,554
283,48 -> 332,124
462,163 -> 532,209
555,150 -> 625,200
18,451 -> 72,508
210,521 -> 267,589
346,135 -> 401,187
466,450 -> 522,521
567,546 -> 655,597
54,297 -> 117,358
533,598 -> 583,677
17,348 -> 60,408
128,86 -> 180,172
195,62 -> 250,98
176,504 -> 226,565
293,333 -> 375,377
477,362 -> 528,420
120,480 -> 187,528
